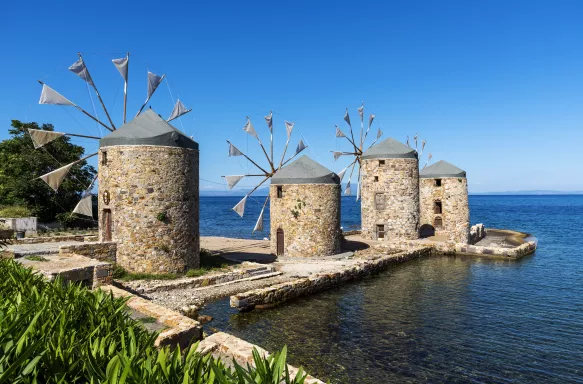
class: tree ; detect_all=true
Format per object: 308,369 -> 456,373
0,120 -> 97,222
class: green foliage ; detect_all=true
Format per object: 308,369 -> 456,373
0,205 -> 32,218
0,121 -> 97,222
290,199 -> 306,219
156,211 -> 167,222
0,260 -> 310,383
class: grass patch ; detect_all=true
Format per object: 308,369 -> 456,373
0,205 -> 32,218
25,255 -> 48,262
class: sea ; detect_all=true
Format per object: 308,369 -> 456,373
200,195 -> 583,383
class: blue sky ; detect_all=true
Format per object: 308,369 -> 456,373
1,0 -> 582,193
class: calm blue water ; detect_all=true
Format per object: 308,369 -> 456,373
200,195 -> 583,383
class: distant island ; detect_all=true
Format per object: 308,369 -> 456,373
199,188 -> 583,197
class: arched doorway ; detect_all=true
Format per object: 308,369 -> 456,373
419,224 -> 435,238
276,228 -> 284,256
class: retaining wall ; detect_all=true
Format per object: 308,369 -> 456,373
231,247 -> 431,311
59,241 -> 117,263
14,235 -> 98,244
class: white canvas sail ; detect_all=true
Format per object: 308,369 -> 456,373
232,195 -> 247,217
167,100 -> 190,122
377,128 -> 382,139
39,84 -> 74,106
112,57 -> 129,81
285,121 -> 294,139
358,104 -> 364,122
265,111 -> 273,132
253,206 -> 265,232
147,71 -> 164,99
69,58 -> 93,85
223,175 -> 245,190
295,139 -> 306,155
28,129 -> 65,149
369,114 -> 375,129
242,118 -> 258,139
335,126 -> 346,138
344,108 -> 351,127
337,165 -> 349,181
344,180 -> 351,196
73,194 -> 93,217
39,162 -> 75,191
333,151 -> 343,161
229,143 -> 244,157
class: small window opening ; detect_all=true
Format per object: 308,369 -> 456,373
276,186 -> 283,198
314,208 -> 321,213
435,179 -> 442,187
434,201 -> 442,214
376,225 -> 385,239
374,176 -> 379,182
379,160 -> 385,166
434,217 -> 443,229
101,151 -> 108,165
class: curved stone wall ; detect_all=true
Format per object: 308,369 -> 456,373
98,145 -> 199,273
419,177 -> 469,244
269,184 -> 341,257
361,158 -> 420,241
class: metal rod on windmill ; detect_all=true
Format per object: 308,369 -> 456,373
70,53 -> 116,130
38,81 -> 114,132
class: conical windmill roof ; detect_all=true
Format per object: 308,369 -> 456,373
420,160 -> 466,178
99,109 -> 198,150
271,155 -> 340,185
361,137 -> 417,160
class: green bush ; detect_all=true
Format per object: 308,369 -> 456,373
0,205 -> 32,218
0,260 -> 310,383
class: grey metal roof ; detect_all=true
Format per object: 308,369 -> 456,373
420,160 -> 466,178
99,109 -> 199,150
361,137 -> 417,160
271,155 -> 340,185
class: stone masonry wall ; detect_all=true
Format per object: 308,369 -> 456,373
361,158 -> 420,241
98,146 -> 199,274
420,177 -> 469,243
59,242 -> 117,263
269,184 -> 341,257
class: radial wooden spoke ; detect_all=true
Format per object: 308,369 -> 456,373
281,144 -> 308,167
226,140 -> 269,175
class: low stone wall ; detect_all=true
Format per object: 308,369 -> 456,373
231,247 -> 430,311
382,237 -> 537,259
16,253 -> 112,289
197,332 -> 324,384
103,285 -> 202,349
59,241 -> 117,263
1,217 -> 37,232
118,264 -> 276,294
14,234 -> 98,244
470,223 -> 487,244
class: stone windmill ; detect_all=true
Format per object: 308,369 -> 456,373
223,113 -> 307,233
31,53 -> 198,274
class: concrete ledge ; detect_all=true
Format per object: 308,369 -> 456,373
118,264 -> 277,294
197,332 -> 324,384
102,285 -> 202,349
231,247 -> 430,311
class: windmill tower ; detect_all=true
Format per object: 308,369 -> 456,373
99,110 -> 199,273
32,53 -> 196,274
269,156 -> 341,257
360,138 -> 420,241
419,160 -> 469,243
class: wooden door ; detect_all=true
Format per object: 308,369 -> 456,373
103,209 -> 112,241
276,228 -> 284,256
